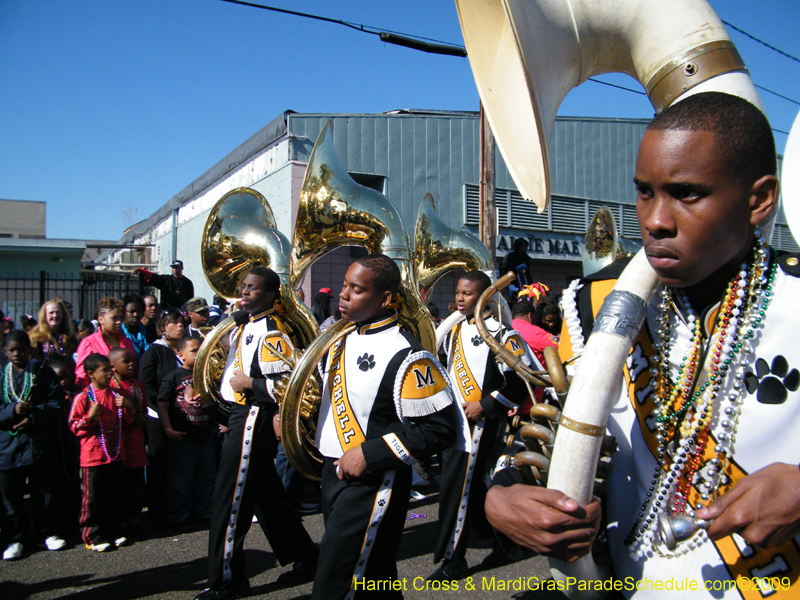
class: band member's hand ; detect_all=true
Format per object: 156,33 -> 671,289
335,447 -> 367,481
698,462 -> 800,548
164,428 -> 186,442
14,402 -> 32,417
272,413 -> 281,441
230,371 -> 253,393
485,484 -> 601,562
463,401 -> 485,422
12,417 -> 31,431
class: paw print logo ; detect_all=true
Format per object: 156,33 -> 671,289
471,335 -> 482,347
357,353 -> 376,372
744,356 -> 800,405
246,334 -> 254,345
378,499 -> 386,507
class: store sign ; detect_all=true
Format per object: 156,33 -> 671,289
496,234 -> 584,261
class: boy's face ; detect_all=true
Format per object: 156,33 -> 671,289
89,363 -> 114,388
51,365 -> 72,391
338,263 -> 391,323
124,303 -> 142,327
5,341 -> 30,370
179,339 -> 201,368
111,351 -> 136,379
635,128 -> 775,289
189,309 -> 209,328
144,296 -> 159,319
455,278 -> 483,317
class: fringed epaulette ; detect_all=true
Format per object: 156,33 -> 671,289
392,350 -> 455,423
257,331 -> 294,375
499,330 -> 533,372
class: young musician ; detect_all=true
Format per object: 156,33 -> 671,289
196,267 -> 317,600
430,271 -> 534,580
311,254 -> 462,600
486,92 -> 800,597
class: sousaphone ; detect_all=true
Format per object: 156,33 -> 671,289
194,187 -> 318,418
456,0 -> 767,594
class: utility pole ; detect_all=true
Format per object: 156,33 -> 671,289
479,103 -> 497,270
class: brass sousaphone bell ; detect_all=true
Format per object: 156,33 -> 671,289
193,188 -> 319,419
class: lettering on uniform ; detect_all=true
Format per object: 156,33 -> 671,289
413,365 -> 436,389
507,337 -> 522,353
627,342 -> 649,381
452,330 -> 475,395
383,433 -> 415,465
266,338 -> 284,355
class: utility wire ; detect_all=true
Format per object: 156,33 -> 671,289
723,20 -> 800,65
588,78 -> 646,96
218,0 -> 466,55
755,84 -> 800,106
218,1 -> 798,107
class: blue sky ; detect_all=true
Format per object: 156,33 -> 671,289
1,0 -> 798,241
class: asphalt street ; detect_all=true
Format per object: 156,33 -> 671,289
0,486 -> 571,600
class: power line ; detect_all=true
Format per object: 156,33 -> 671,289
756,84 -> 800,106
723,20 -> 800,65
588,78 -> 646,96
218,2 -> 799,108
217,0 -> 466,55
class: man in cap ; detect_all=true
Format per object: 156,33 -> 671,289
186,297 -> 210,340
134,260 -> 195,312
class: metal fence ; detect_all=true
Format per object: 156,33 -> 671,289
0,271 -> 142,326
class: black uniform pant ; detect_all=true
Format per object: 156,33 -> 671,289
434,413 -> 502,563
206,403 -> 316,590
312,458 -> 412,600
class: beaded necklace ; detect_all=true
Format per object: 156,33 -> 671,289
87,384 -> 123,462
625,231 -> 775,558
43,336 -> 65,360
111,374 -> 143,412
2,362 -> 37,437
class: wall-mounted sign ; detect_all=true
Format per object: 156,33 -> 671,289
496,233 -> 584,262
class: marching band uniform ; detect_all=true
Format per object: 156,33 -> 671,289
203,308 -> 317,597
433,309 -> 534,572
492,250 -> 800,599
311,312 -> 462,600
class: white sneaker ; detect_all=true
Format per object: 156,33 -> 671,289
44,536 -> 66,551
114,536 -> 128,547
3,542 -> 23,560
85,541 -> 112,553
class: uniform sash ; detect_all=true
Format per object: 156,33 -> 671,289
568,279 -> 799,599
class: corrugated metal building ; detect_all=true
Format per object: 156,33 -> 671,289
104,109 -> 797,312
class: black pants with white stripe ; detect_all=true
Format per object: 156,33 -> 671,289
434,413 -> 502,563
206,403 -> 316,591
312,458 -> 412,600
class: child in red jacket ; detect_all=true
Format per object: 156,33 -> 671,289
108,347 -> 149,532
69,353 -> 135,552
